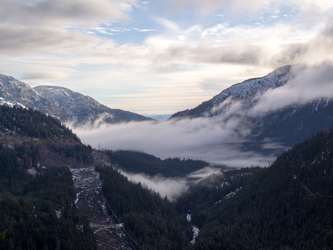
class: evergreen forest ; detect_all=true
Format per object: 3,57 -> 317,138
96,165 -> 193,249
1,104 -> 333,249
105,150 -> 209,177
0,106 -> 96,249
176,129 -> 333,249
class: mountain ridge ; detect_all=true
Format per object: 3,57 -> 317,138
0,73 -> 151,126
34,85 -> 151,125
169,65 -> 333,153
170,65 -> 293,119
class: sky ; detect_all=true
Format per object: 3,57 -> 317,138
1,0 -> 333,115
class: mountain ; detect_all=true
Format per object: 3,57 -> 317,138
34,85 -> 151,125
0,105 -> 97,249
0,73 -> 150,125
0,74 -> 64,118
0,105 -> 140,249
170,65 -> 293,119
170,65 -> 333,151
176,127 -> 333,249
0,105 -> 192,250
0,105 -> 94,170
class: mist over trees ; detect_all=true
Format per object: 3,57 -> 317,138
105,150 -> 209,177
176,128 -> 333,249
96,165 -> 193,249
1,104 -> 333,249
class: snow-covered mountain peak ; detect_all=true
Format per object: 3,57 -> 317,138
34,85 -> 100,106
170,65 -> 294,119
0,74 -> 151,125
0,74 -> 51,110
34,85 -> 151,124
212,65 -> 292,106
171,65 -> 294,119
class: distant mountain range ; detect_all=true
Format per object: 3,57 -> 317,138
170,65 -> 333,152
0,74 -> 151,126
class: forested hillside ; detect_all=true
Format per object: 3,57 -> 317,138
176,128 -> 333,249
0,105 -> 93,169
1,104 -> 333,249
0,165 -> 96,249
0,105 -> 96,249
105,150 -> 209,177
96,165 -> 193,249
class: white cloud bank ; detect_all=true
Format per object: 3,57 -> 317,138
74,62 -> 333,199
251,62 -> 333,115
76,116 -> 274,168
75,62 -> 333,169
119,170 -> 189,201
119,166 -> 223,201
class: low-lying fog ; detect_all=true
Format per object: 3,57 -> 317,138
73,62 -> 333,200
119,166 -> 223,201
75,62 -> 333,167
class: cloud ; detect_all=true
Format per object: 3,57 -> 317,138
201,62 -> 333,119
76,118 -> 276,204
138,18 -> 333,70
0,24 -> 101,55
119,170 -> 188,201
21,71 -> 69,80
73,62 -> 333,171
132,28 -> 155,32
3,18 -> 331,70
75,117 -> 275,168
0,0 -> 135,26
1,0 -> 331,68
0,0 -> 332,117
72,62 -> 333,202
0,0 -> 134,56
119,166 -> 223,201
187,166 -> 226,179
165,0 -> 333,17
250,62 -> 333,115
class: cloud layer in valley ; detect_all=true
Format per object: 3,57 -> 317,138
119,170 -> 189,201
75,116 -> 275,168
118,166 -> 223,201
74,62 -> 333,198
75,62 -> 333,168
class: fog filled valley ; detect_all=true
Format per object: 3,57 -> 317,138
0,62 -> 333,249
2,0 -> 333,248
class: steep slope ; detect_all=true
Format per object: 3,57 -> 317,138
0,73 -> 151,125
0,105 -> 137,250
170,65 -> 333,151
0,74 -> 66,119
0,106 -> 98,249
71,167 -> 136,250
105,150 -> 209,177
0,166 -> 97,250
34,85 -> 151,125
0,105 -> 94,170
170,65 -> 293,119
176,128 -> 333,249
252,98 -> 333,147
